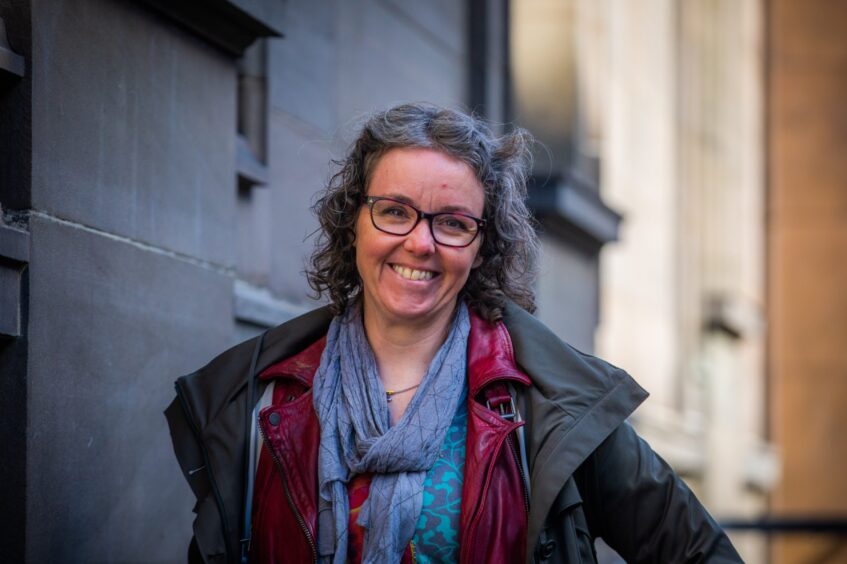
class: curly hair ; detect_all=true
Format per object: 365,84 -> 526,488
307,102 -> 539,323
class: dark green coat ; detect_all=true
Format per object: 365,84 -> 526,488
166,302 -> 742,563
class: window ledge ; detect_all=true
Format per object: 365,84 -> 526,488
0,18 -> 25,78
138,0 -> 281,57
528,179 -> 621,251
233,280 -> 310,328
0,223 -> 29,338
236,135 -> 269,188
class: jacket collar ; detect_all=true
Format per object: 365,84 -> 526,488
259,307 -> 532,394
259,334 -> 325,386
500,301 -> 649,561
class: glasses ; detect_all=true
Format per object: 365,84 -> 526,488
364,196 -> 486,248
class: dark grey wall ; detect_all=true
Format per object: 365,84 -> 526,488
31,0 -> 237,266
27,214 -> 233,561
536,233 -> 599,353
22,0 -> 239,559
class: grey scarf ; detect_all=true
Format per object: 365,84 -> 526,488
312,302 -> 470,564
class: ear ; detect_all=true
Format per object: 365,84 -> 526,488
470,234 -> 484,268
471,247 -> 483,269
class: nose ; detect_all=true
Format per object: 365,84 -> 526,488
403,218 -> 436,255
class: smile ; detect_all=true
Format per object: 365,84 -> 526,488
391,264 -> 437,281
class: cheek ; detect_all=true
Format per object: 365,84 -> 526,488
451,252 -> 481,283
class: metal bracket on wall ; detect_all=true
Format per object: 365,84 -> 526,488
0,17 -> 26,78
0,221 -> 29,339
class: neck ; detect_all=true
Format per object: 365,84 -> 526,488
361,303 -> 457,390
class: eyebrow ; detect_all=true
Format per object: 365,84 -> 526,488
375,192 -> 481,216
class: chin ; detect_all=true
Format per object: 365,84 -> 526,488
387,303 -> 438,320
378,295 -> 450,321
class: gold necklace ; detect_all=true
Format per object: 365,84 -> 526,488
385,383 -> 420,403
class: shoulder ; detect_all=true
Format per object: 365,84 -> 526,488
499,301 -> 653,554
573,422 -> 743,562
174,305 -> 334,432
501,305 -> 743,562
500,300 -> 648,421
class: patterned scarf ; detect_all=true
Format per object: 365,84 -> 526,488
312,302 -> 470,564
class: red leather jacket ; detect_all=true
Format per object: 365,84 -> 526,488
249,310 -> 531,563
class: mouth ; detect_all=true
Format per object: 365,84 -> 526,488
390,264 -> 438,281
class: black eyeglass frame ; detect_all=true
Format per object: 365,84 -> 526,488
364,196 -> 487,248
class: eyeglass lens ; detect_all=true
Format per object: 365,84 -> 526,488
370,199 -> 479,247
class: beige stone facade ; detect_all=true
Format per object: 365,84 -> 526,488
578,1 -> 774,561
571,1 -> 847,562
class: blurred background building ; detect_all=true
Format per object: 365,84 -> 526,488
1,0 -> 844,562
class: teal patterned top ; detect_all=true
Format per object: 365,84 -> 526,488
411,387 -> 468,563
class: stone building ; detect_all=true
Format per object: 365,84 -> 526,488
583,1 -> 847,562
588,1 -> 773,560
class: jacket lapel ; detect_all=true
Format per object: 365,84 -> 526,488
460,312 -> 532,561
255,335 -> 328,543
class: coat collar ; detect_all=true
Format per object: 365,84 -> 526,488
500,301 -> 649,561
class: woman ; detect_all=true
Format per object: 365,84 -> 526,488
166,103 -> 742,563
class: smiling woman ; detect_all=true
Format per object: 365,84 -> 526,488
308,103 -> 539,326
166,103 -> 742,564
355,148 -> 485,329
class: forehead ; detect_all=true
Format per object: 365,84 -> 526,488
367,147 -> 485,214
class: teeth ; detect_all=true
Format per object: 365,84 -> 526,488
392,265 -> 434,281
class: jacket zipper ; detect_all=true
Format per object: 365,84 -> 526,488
175,382 -> 235,562
257,417 -> 318,563
506,434 -> 531,514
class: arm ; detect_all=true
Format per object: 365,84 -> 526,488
574,423 -> 742,563
165,392 -> 228,563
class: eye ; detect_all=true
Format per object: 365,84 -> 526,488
435,214 -> 475,233
372,199 -> 414,221
380,205 -> 411,219
385,205 -> 410,217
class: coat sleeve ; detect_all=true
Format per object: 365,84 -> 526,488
574,422 -> 743,563
165,392 -> 229,563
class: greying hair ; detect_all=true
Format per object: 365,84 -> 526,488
307,102 -> 539,322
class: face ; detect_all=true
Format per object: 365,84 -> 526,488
354,147 -> 485,328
